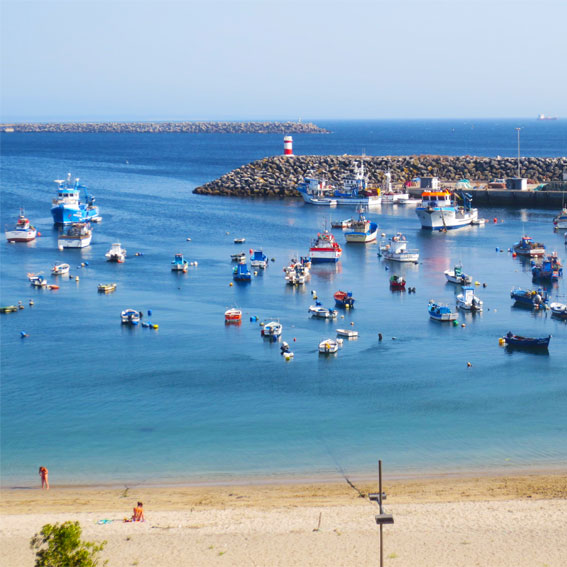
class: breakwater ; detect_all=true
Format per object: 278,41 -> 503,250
193,155 -> 567,199
1,121 -> 329,134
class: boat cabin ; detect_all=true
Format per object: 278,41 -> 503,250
420,191 -> 452,208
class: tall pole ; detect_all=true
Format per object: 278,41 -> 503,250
516,127 -> 521,178
379,460 -> 383,567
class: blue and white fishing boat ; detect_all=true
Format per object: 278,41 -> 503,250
444,263 -> 473,285
456,287 -> 483,311
261,321 -> 283,338
308,305 -> 338,319
171,253 -> 189,272
531,253 -> 562,281
513,235 -> 545,257
121,309 -> 140,325
233,261 -> 252,282
428,300 -> 458,321
250,249 -> 268,268
503,332 -> 551,350
344,207 -> 378,243
51,173 -> 101,225
416,190 -> 478,230
510,287 -> 548,308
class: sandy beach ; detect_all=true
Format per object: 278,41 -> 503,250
1,473 -> 566,566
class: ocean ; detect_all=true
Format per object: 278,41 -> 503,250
1,119 -> 566,487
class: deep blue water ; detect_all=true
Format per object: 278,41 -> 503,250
1,120 -> 566,487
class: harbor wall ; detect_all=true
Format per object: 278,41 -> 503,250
0,121 -> 329,134
194,155 -> 567,207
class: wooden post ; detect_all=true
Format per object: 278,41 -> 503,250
379,460 -> 383,567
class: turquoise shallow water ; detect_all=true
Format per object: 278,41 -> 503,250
1,121 -> 566,487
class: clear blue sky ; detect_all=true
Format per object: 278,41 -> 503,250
1,0 -> 566,121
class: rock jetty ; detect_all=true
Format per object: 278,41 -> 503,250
1,121 -> 329,134
194,155 -> 567,197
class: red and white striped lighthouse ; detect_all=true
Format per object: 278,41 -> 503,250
283,135 -> 293,155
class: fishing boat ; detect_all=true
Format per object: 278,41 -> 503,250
380,170 -> 409,203
513,236 -> 545,257
284,259 -> 310,285
105,243 -> 127,263
171,253 -> 189,272
503,332 -> 551,349
319,338 -> 339,354
98,283 -> 117,293
334,290 -> 355,308
336,328 -> 358,338
1,305 -> 19,313
389,275 -> 406,290
444,263 -> 472,285
250,249 -> 268,268
52,263 -> 70,276
121,308 -> 140,325
5,210 -> 37,242
344,207 -> 378,243
233,261 -> 252,281
553,208 -> 567,229
308,305 -> 338,319
51,173 -> 101,225
261,321 -> 282,338
416,190 -> 478,230
510,287 -> 548,308
309,230 -> 342,263
298,162 -> 381,206
428,300 -> 458,321
379,233 -> 419,263
233,237 -> 246,244
331,218 -> 353,229
57,222 -> 92,249
550,302 -> 567,320
531,253 -> 563,281
224,308 -> 242,323
456,286 -> 483,311
231,252 -> 246,262
29,274 -> 47,287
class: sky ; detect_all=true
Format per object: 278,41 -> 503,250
1,0 -> 566,121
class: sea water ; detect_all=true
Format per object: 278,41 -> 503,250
1,120 -> 566,487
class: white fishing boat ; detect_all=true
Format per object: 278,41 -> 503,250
52,263 -> 70,276
416,190 -> 478,230
121,308 -> 140,325
550,301 -> 567,320
308,305 -> 338,319
444,263 -> 473,285
231,252 -> 246,262
5,210 -> 38,242
284,258 -> 310,285
319,338 -> 339,354
456,286 -> 483,311
261,321 -> 283,338
28,274 -> 47,287
379,233 -> 419,263
344,207 -> 378,243
309,230 -> 342,263
336,328 -> 358,338
234,237 -> 246,244
105,243 -> 127,263
553,208 -> 567,229
57,222 -> 92,249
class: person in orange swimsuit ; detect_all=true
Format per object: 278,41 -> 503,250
39,466 -> 49,490
132,501 -> 145,522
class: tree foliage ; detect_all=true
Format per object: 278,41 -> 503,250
30,521 -> 107,567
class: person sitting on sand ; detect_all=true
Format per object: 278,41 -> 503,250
132,501 -> 145,522
39,466 -> 49,490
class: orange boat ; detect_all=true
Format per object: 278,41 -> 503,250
225,308 -> 242,323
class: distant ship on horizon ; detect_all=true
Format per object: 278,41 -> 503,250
537,114 -> 558,121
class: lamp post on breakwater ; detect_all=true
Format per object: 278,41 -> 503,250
516,127 -> 522,177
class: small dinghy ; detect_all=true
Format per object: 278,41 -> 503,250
389,275 -> 406,290
503,332 -> 551,350
319,338 -> 339,354
121,309 -> 140,325
231,252 -> 246,262
549,302 -> 567,320
334,290 -> 355,308
309,305 -> 338,319
225,308 -> 242,323
52,263 -> 70,276
428,300 -> 458,321
98,283 -> 117,293
336,328 -> 358,338
261,321 -> 282,338
444,263 -> 472,285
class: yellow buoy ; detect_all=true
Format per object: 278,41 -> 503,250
152,324 -> 159,329
498,337 -> 505,346
75,276 -> 80,282
229,282 -> 233,286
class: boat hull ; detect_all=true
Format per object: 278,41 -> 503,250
5,229 -> 37,242
345,222 -> 378,243
416,207 -> 478,230
51,204 -> 100,225
310,249 -> 341,263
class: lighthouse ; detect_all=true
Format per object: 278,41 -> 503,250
283,136 -> 293,156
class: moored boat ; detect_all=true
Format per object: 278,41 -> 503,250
233,261 -> 252,281
105,243 -> 127,263
510,287 -> 548,308
344,207 -> 378,243
309,230 -> 342,263
389,275 -> 406,290
171,253 -> 189,272
224,308 -> 242,323
503,331 -> 551,349
261,321 -> 283,338
553,208 -> 567,229
52,263 -> 70,276
456,286 -> 483,311
51,173 -> 101,225
334,290 -> 355,308
336,328 -> 358,338
513,235 -> 545,257
121,308 -> 140,325
331,218 -> 353,229
379,233 -> 419,263
416,190 -> 478,230
319,338 -> 339,354
531,253 -> 563,281
444,263 -> 472,285
5,210 -> 38,242
231,252 -> 246,262
57,222 -> 92,249
233,237 -> 246,244
29,274 -> 47,287
309,305 -> 338,319
550,302 -> 567,320
250,249 -> 268,268
98,283 -> 117,293
428,300 -> 458,321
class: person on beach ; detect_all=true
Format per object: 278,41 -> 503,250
132,501 -> 145,522
39,466 -> 49,490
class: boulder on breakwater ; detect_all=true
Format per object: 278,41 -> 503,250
1,121 -> 329,134
193,155 -> 567,198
